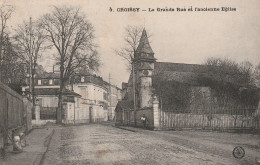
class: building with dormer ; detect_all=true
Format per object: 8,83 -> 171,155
24,71 -> 121,125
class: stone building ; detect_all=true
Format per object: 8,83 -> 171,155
115,29 -> 260,129
67,74 -> 109,123
68,73 -> 122,123
104,82 -> 122,120
24,71 -> 121,125
115,29 -> 157,127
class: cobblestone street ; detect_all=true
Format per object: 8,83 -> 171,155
41,123 -> 260,165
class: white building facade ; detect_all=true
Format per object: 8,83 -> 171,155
64,74 -> 110,124
25,71 -> 121,125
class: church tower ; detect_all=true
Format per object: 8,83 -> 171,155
134,29 -> 156,108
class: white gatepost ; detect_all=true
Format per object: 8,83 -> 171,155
122,109 -> 125,125
35,104 -> 40,121
153,96 -> 160,130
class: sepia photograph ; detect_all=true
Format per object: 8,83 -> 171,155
0,0 -> 260,164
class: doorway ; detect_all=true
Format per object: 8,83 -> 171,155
89,107 -> 93,123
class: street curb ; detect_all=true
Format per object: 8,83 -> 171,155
113,126 -> 136,132
32,129 -> 55,165
39,129 -> 55,165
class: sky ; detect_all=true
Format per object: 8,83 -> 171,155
2,0 -> 260,87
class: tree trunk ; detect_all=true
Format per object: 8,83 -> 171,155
57,92 -> 63,124
31,65 -> 35,105
57,67 -> 64,124
0,25 -> 4,62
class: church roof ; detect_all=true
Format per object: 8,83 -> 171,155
122,82 -> 128,89
136,29 -> 154,55
154,62 -> 207,73
153,62 -> 207,86
115,100 -> 134,111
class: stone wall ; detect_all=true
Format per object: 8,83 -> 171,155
136,108 -> 154,128
0,81 -> 32,149
63,102 -> 108,124
116,108 -> 154,129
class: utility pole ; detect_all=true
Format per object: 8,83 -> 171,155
29,17 -> 33,102
132,61 -> 136,126
108,73 -> 112,120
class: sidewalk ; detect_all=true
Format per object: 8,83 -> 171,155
1,126 -> 55,165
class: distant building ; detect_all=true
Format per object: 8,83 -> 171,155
67,74 -> 109,123
24,71 -> 121,125
104,82 -> 122,120
121,82 -> 128,100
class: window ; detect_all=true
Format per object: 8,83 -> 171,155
80,87 -> 88,99
42,79 -> 48,85
81,76 -> 85,82
54,79 -> 60,85
38,79 -> 42,85
49,79 -> 53,85
103,92 -> 108,101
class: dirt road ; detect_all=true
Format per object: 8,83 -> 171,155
42,123 -> 260,165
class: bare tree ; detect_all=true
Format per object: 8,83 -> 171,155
13,18 -> 48,104
253,62 -> 260,87
238,61 -> 254,85
0,4 -> 24,86
200,57 -> 256,109
114,25 -> 143,71
40,6 -> 100,124
0,34 -> 26,86
0,4 -> 14,62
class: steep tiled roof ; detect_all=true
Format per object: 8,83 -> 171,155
115,100 -> 134,111
122,82 -> 128,89
62,89 -> 81,97
135,29 -> 155,61
84,75 -> 104,87
77,70 -> 92,76
153,62 -> 207,86
33,88 -> 81,97
36,72 -> 60,79
73,74 -> 106,88
35,71 -> 121,91
136,29 -> 154,54
154,62 -> 207,73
